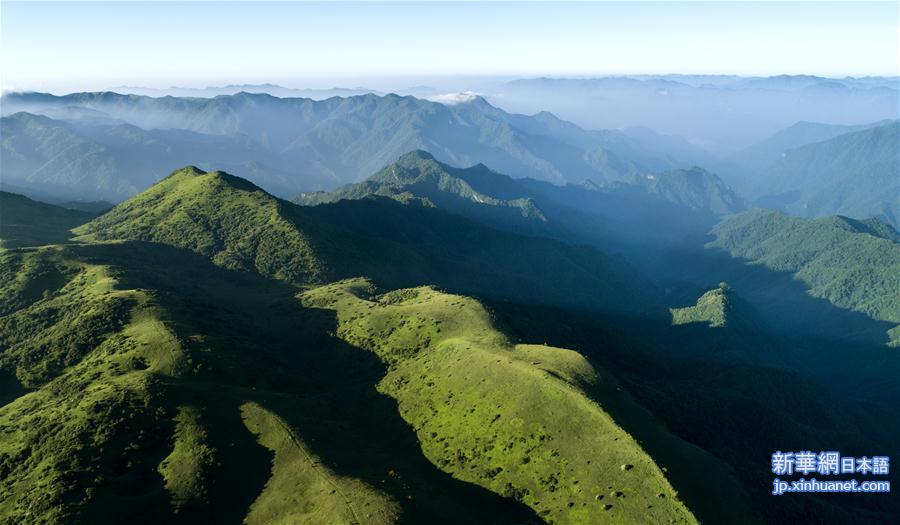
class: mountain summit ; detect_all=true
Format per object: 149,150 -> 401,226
75,166 -> 652,314
75,166 -> 332,284
296,150 -> 550,233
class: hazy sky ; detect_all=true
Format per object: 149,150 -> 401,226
2,1 -> 898,92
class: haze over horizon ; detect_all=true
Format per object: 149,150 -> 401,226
2,1 -> 898,93
4,73 -> 900,99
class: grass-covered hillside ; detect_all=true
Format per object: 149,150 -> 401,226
0,186 -> 710,523
709,209 -> 900,343
0,242 -> 534,524
75,166 -> 331,285
76,166 -> 654,315
489,284 -> 898,525
11,163 -> 898,524
302,279 -> 698,524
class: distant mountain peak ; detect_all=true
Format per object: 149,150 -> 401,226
295,152 -> 551,228
634,167 -> 744,215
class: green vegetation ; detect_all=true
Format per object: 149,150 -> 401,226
710,209 -> 900,342
0,191 -> 93,248
743,121 -> 899,225
302,279 -> 696,524
4,161 -> 896,524
0,241 -> 696,524
296,150 -> 551,234
630,167 -> 744,216
0,241 -> 532,524
670,283 -> 732,328
73,165 -> 651,315
487,294 -> 898,525
0,172 -> 710,524
0,249 -> 167,524
75,167 -> 329,285
241,402 -> 400,525
727,120 -> 890,184
158,405 -> 216,509
296,151 -> 743,255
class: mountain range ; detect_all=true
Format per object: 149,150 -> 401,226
492,76 -> 899,152
2,159 -> 899,524
297,150 -> 744,249
1,91 -> 706,201
708,209 -> 900,343
725,119 -> 893,177
4,89 -> 894,230
728,122 -> 899,226
1,81 -> 898,525
73,165 -> 652,315
0,170 -> 759,525
106,84 -> 379,99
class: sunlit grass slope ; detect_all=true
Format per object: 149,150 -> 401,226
302,279 -> 697,524
1,168 -> 705,524
1,243 -> 521,525
0,241 -> 698,524
72,165 -> 653,315
0,246 -> 165,524
73,166 -> 328,284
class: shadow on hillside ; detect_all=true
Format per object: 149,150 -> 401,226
486,300 -> 764,525
71,241 -> 540,525
638,238 -> 896,347
264,310 -> 541,525
0,368 -> 27,408
485,292 -> 900,525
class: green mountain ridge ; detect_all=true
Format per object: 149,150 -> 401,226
74,165 -> 657,317
726,119 -> 892,181
4,163 -> 898,523
709,208 -> 900,343
740,121 -> 900,225
296,151 -> 744,251
621,166 -> 744,216
74,166 -> 331,285
295,150 -> 553,235
0,170 -> 734,524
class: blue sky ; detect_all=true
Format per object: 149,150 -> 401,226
2,1 -> 898,92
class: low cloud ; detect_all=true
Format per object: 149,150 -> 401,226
427,91 -> 481,105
